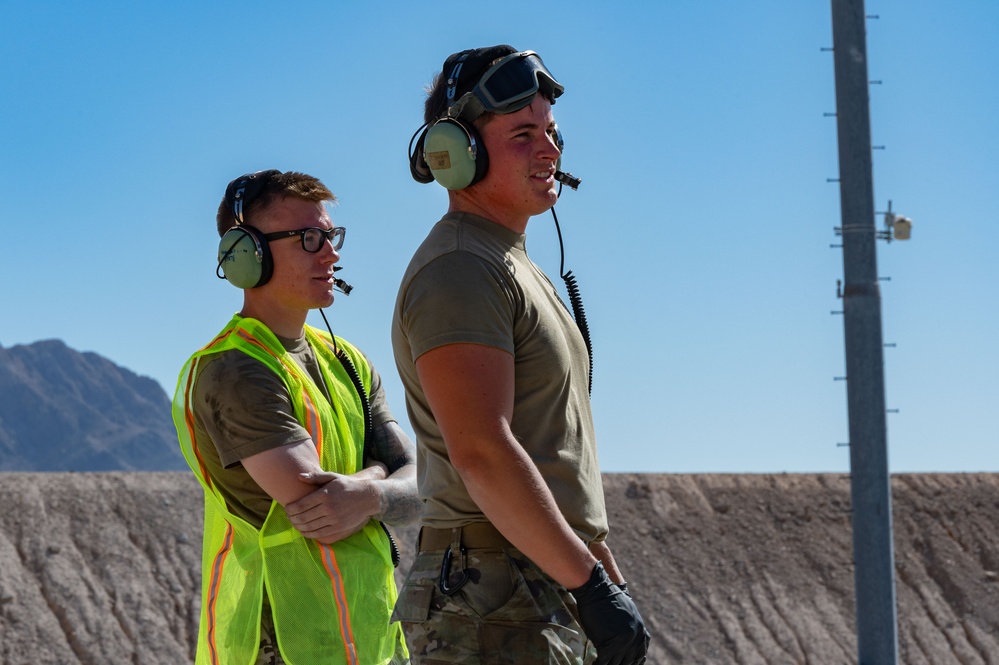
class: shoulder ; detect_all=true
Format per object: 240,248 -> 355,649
198,347 -> 279,384
194,349 -> 289,407
407,250 -> 513,302
403,215 -> 519,287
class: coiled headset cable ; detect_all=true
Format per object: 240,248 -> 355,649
318,307 -> 401,567
551,186 -> 593,396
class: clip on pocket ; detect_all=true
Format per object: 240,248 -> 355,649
438,539 -> 470,596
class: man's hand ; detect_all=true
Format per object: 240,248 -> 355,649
571,562 -> 650,665
284,467 -> 385,544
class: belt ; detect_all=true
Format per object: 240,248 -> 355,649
418,523 -> 512,552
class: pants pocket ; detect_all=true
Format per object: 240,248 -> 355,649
479,620 -> 584,665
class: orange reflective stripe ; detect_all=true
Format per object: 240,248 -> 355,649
181,357 -> 213,490
236,329 -> 284,362
206,524 -> 235,665
200,328 -> 233,352
234,328 -> 323,454
302,389 -> 323,458
234,329 -> 304,381
319,543 -> 359,665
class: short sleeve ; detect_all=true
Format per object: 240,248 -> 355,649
400,251 -> 516,361
193,352 -> 311,468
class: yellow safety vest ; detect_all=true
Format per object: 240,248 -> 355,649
173,315 -> 407,665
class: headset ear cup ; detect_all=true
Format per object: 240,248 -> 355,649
467,120 -> 489,187
424,118 -> 489,190
410,126 -> 435,184
218,226 -> 273,289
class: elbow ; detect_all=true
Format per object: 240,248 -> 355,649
446,435 -> 514,480
446,442 -> 486,476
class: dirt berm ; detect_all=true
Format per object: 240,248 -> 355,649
1,472 -> 996,664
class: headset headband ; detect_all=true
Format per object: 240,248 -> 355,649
445,53 -> 469,106
225,169 -> 280,225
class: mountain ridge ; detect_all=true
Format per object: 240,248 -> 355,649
0,339 -> 185,471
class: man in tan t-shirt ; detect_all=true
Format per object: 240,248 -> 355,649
392,46 -> 649,664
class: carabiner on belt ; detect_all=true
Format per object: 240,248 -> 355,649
438,544 -> 469,595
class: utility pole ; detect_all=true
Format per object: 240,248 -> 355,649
829,0 -> 900,663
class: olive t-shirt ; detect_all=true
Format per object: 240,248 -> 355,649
392,212 -> 608,542
191,331 -> 393,527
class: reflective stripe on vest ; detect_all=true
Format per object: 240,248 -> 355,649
172,315 -> 405,665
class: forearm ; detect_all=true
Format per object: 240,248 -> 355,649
369,420 -> 421,526
455,436 -> 596,589
241,439 -> 327,506
373,463 -> 422,526
589,540 -> 625,585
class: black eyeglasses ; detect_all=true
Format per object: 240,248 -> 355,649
263,226 -> 346,252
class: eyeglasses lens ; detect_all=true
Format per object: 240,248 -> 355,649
302,227 -> 345,252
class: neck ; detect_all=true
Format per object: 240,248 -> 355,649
239,296 -> 307,339
448,193 -> 529,234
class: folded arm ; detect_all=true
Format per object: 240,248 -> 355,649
281,420 -> 421,542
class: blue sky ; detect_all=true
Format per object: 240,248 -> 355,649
1,1 -> 995,473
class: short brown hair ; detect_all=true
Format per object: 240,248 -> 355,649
215,171 -> 336,237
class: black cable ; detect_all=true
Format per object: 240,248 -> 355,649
216,229 -> 249,280
550,204 -> 594,396
317,307 -> 400,567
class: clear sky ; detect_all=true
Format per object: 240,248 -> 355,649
1,1 -> 995,473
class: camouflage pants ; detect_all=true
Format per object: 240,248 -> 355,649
392,547 -> 597,664
256,602 -> 286,665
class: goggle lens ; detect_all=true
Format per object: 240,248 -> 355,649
475,51 -> 564,113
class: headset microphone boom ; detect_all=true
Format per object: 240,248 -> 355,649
332,266 -> 354,295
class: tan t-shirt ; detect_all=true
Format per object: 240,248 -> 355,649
192,332 -> 393,527
392,212 -> 608,542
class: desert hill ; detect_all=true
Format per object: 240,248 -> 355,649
0,340 -> 185,472
1,471 -> 996,664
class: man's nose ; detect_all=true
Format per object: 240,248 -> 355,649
540,132 -> 561,159
320,241 -> 339,263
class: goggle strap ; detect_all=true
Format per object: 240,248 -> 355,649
447,93 -> 486,123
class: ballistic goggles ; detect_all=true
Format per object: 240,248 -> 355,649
449,51 -> 564,122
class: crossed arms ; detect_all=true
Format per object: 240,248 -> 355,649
241,419 -> 420,543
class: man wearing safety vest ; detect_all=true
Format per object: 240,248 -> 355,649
174,170 -> 419,665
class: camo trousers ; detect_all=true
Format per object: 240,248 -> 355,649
392,546 -> 597,664
256,602 -> 286,665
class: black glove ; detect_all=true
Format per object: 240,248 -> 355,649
570,562 -> 650,665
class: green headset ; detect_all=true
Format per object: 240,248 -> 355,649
216,170 -> 281,289
416,117 -> 489,191
409,49 -> 566,191
411,118 -> 566,191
